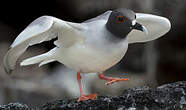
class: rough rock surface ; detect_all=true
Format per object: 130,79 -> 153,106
0,103 -> 34,110
1,81 -> 186,110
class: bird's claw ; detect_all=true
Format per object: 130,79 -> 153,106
78,93 -> 97,102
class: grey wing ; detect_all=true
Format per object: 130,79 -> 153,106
127,13 -> 171,43
3,16 -> 83,74
83,10 -> 112,23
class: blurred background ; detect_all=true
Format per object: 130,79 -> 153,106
0,0 -> 185,108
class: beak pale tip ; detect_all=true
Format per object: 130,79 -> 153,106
142,26 -> 148,35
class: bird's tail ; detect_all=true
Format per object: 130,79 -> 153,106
20,48 -> 57,67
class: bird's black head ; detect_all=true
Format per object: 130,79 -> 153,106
106,8 -> 147,39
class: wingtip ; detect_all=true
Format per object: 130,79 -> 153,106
3,51 -> 13,75
165,17 -> 171,31
4,65 -> 13,75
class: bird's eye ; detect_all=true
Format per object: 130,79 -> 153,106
116,16 -> 125,23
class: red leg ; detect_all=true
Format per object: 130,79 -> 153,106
98,73 -> 129,85
77,72 -> 97,102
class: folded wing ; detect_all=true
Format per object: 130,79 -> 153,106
127,13 -> 171,43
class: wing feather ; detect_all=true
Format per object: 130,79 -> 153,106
127,13 -> 171,43
11,16 -> 54,47
3,16 -> 81,74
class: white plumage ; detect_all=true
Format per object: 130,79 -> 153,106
3,11 -> 171,74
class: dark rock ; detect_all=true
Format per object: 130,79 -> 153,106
0,103 -> 34,110
1,81 -> 186,110
41,81 -> 186,110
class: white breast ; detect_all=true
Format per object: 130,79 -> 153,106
57,42 -> 128,73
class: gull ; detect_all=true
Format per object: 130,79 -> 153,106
3,8 -> 171,101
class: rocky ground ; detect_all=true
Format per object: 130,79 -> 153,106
1,81 -> 186,110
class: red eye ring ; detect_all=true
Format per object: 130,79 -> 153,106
116,16 -> 125,23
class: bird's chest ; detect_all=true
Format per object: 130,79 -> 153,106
60,39 -> 128,73
59,22 -> 128,73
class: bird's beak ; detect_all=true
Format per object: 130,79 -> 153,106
132,20 -> 148,35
